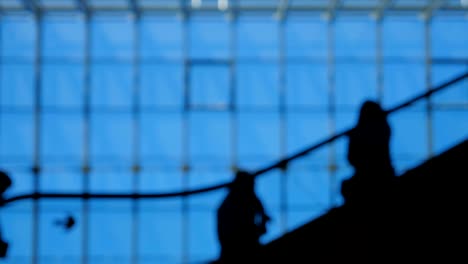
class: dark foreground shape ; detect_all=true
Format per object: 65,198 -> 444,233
255,139 -> 468,262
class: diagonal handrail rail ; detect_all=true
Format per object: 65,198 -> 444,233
4,71 -> 468,205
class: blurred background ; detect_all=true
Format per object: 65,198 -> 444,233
0,0 -> 467,263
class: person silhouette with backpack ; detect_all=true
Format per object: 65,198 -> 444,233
216,170 -> 270,263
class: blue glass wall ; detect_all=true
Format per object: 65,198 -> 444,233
0,10 -> 467,264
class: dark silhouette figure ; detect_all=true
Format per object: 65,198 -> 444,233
216,171 -> 270,263
0,170 -> 12,258
341,101 -> 396,206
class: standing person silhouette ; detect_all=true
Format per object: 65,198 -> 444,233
216,170 -> 270,263
0,170 -> 12,258
341,101 -> 396,206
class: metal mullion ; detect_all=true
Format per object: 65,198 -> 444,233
327,16 -> 337,208
32,11 -> 42,264
131,10 -> 140,264
181,2 -> 190,263
82,11 -> 91,264
278,13 -> 287,233
228,6 -> 237,177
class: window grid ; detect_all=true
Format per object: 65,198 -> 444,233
0,11 -> 467,264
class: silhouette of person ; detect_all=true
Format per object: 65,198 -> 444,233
0,170 -> 12,258
216,170 -> 270,263
341,101 -> 396,206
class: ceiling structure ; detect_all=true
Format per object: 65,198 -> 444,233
1,0 -> 467,16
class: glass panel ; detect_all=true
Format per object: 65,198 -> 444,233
189,112 -> 231,165
1,64 -> 34,108
236,63 -> 279,109
190,64 -> 230,108
42,63 -> 84,108
42,14 -> 84,59
382,17 -> 424,58
237,15 -> 278,59
140,15 -> 183,59
41,112 -> 83,165
91,15 -> 134,59
90,113 -> 132,165
0,113 -> 34,162
286,63 -> 328,110
383,62 -> 425,108
335,63 -> 378,110
335,17 -> 376,58
140,113 -> 183,166
140,63 -> 183,109
38,201 -> 82,263
189,15 -> 230,59
1,15 -> 36,59
432,16 -> 468,58
88,202 -> 132,263
91,63 -> 132,109
237,112 -> 280,164
286,17 -> 327,59
138,211 -> 183,263
431,64 -> 468,105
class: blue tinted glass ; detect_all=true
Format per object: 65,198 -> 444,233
188,211 -> 218,262
41,113 -> 83,164
189,15 -> 230,59
383,17 -> 424,58
42,14 -> 84,59
237,112 -> 280,163
286,63 -> 328,109
1,209 -> 33,261
432,16 -> 468,58
1,63 -> 34,108
433,111 -> 468,155
383,63 -> 425,108
287,169 -> 330,208
237,63 -> 279,108
39,201 -> 82,262
389,107 -> 429,174
286,17 -> 327,58
189,173 -> 229,208
138,211 -> 183,263
190,65 -> 230,107
140,15 -> 182,59
0,113 -> 34,162
42,63 -> 83,108
90,113 -> 132,164
91,63 -> 132,108
286,113 -> 329,159
140,63 -> 183,109
140,113 -> 183,166
40,170 -> 82,192
189,112 -> 231,165
88,204 -> 132,262
335,17 -> 376,58
137,170 -> 184,197
335,63 -> 377,109
89,171 -> 133,192
431,64 -> 468,104
1,15 -> 36,58
237,15 -> 278,59
91,15 -> 134,59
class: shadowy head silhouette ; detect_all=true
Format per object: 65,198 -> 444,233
230,170 -> 255,193
357,100 -> 387,126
